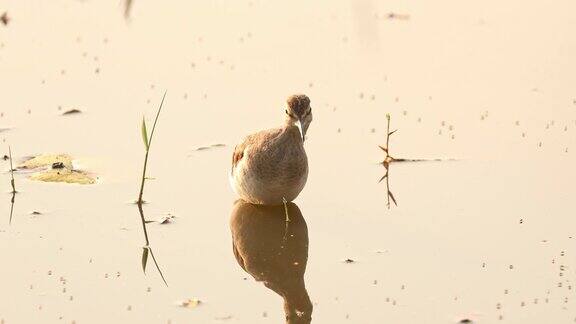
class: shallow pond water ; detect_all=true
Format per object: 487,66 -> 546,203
1,1 -> 576,323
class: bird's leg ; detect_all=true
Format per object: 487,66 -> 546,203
282,197 -> 290,222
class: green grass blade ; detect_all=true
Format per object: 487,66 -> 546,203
141,117 -> 149,150
147,91 -> 166,149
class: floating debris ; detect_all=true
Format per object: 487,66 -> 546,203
52,162 -> 65,169
459,319 -> 473,324
156,214 -> 175,224
18,154 -> 96,184
177,298 -> 202,308
194,144 -> 226,151
31,169 -> 96,184
386,12 -> 410,20
62,109 -> 82,115
19,154 -> 73,170
343,258 -> 355,263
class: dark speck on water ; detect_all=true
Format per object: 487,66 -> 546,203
344,258 -> 355,263
459,319 -> 473,324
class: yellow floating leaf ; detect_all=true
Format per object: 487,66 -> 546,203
19,154 -> 73,170
30,169 -> 96,185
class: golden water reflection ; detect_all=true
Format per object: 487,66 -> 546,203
230,200 -> 312,323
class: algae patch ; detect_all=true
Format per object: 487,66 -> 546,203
19,154 -> 73,169
18,154 -> 97,185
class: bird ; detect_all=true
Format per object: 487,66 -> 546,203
230,94 -> 313,205
230,200 -> 312,323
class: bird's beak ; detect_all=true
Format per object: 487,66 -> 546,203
296,118 -> 310,142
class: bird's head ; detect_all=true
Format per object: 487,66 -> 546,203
285,94 -> 313,142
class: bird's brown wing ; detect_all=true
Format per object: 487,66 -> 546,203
231,128 -> 284,171
232,143 -> 246,169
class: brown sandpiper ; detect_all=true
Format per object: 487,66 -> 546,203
230,94 -> 313,205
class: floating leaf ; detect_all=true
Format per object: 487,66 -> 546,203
142,247 -> 149,273
158,214 -> 175,224
18,154 -> 73,170
30,169 -> 96,185
141,117 -> 149,150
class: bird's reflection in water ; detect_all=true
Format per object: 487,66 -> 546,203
230,200 -> 312,323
